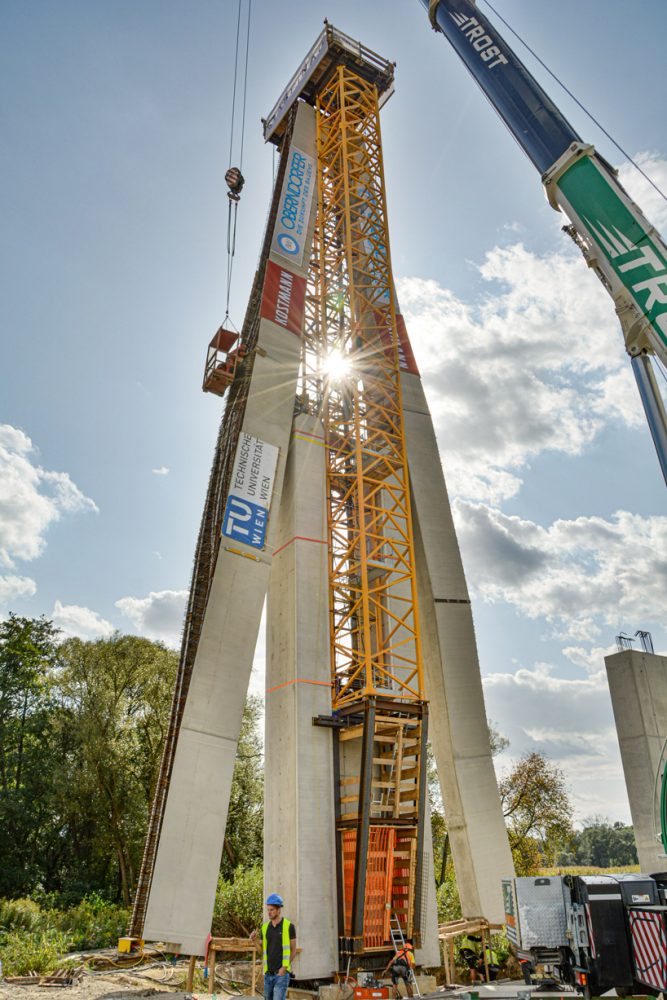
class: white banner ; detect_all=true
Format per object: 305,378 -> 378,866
271,144 -> 315,267
222,434 -> 279,550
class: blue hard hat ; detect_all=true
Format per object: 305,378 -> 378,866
266,893 -> 284,907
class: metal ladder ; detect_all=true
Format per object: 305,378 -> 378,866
389,914 -> 420,997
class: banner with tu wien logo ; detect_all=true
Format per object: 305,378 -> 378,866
222,433 -> 279,550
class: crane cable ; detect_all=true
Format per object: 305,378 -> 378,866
224,0 -> 252,328
479,0 -> 667,206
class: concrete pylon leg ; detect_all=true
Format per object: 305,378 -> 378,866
403,371 -> 514,923
265,413 -> 338,979
142,101 -> 319,954
605,649 -> 667,874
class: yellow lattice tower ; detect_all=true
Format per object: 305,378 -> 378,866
313,64 -> 424,711
297,54 -> 430,953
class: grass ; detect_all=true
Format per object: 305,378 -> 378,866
539,864 -> 641,875
0,895 -> 130,976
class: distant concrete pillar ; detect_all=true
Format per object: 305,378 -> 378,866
402,370 -> 514,923
605,649 -> 667,873
265,413 -> 338,979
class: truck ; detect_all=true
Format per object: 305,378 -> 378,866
504,873 -> 667,997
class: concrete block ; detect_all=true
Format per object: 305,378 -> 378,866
606,649 -> 667,873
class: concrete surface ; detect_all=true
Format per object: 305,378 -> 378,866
402,370 -> 514,923
605,648 -> 667,873
142,102 -> 319,955
265,413 -> 339,978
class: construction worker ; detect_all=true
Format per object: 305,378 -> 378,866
382,939 -> 415,999
459,935 -> 500,983
483,940 -> 501,982
250,893 -> 297,1000
458,934 -> 482,983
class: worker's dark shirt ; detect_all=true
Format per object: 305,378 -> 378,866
266,918 -> 296,974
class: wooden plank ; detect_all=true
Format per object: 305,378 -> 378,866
187,954 -> 197,991
339,725 -> 363,742
375,716 -> 418,727
208,948 -> 216,994
394,726 -> 404,819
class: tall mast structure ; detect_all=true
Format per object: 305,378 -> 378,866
131,23 -> 513,976
315,61 -> 428,954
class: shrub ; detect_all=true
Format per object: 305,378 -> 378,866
436,867 -> 462,924
212,865 -> 263,938
0,929 -> 72,976
53,895 -> 130,950
0,898 -> 46,934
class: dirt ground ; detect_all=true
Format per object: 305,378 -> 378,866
0,968 -> 250,1000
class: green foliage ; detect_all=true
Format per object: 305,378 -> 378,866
0,895 -> 130,975
436,863 -> 461,924
212,865 -> 264,937
0,615 -> 62,898
221,696 -> 264,878
0,928 -> 72,976
488,721 -> 509,757
54,633 -> 178,905
0,898 -> 46,933
0,618 -> 179,903
499,750 -> 574,873
489,929 -> 512,965
565,817 -> 638,868
51,895 -> 130,950
0,613 -> 266,906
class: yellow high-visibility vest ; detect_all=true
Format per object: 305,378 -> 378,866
261,919 -> 293,974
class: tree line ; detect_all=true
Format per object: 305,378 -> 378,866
0,614 -> 635,909
0,614 -> 263,905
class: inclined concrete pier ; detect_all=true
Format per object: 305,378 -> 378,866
402,368 -> 514,923
142,102 -> 319,955
265,413 -> 338,979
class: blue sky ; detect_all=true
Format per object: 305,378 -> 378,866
1,0 -> 666,824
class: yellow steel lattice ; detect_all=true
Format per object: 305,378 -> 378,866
309,65 -> 424,709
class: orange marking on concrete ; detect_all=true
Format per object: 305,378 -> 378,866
266,678 -> 332,694
273,534 -> 327,557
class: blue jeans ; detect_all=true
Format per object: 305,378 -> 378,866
264,971 -> 290,1000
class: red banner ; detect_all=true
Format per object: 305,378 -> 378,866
260,260 -> 307,337
395,312 -> 420,375
375,310 -> 420,376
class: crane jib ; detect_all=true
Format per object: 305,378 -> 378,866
557,157 -> 667,357
427,0 -> 580,173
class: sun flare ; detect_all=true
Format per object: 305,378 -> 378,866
322,348 -> 351,380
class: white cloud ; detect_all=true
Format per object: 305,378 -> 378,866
115,588 -> 187,646
618,151 -> 667,237
483,663 -> 630,821
0,424 -> 98,568
0,575 -> 37,605
52,600 -> 114,640
455,501 -> 667,640
399,241 -> 642,503
152,466 -> 170,476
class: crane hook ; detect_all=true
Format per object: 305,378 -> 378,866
225,166 -> 245,202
